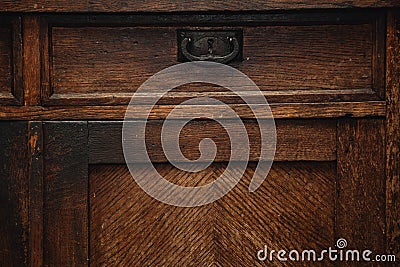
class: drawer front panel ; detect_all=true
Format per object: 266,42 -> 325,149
42,13 -> 384,105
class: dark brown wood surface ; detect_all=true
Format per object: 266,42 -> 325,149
42,122 -> 88,266
88,120 -> 336,163
386,11 -> 400,261
0,101 -> 386,120
0,17 -> 23,105
90,162 -> 335,266
28,122 -> 43,267
0,122 -> 29,266
0,8 -> 397,267
23,17 -> 41,106
337,119 -> 386,257
0,23 -> 12,102
0,0 -> 398,12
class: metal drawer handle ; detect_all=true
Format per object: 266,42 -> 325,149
181,36 -> 240,64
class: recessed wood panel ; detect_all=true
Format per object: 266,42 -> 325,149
44,13 -> 383,106
0,26 -> 12,100
0,16 -> 23,105
90,162 -> 335,266
0,17 -> 22,105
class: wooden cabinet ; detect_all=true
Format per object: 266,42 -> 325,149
0,2 -> 399,266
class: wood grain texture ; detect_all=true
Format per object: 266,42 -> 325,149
0,122 -> 29,266
12,17 -> 23,105
28,122 -> 43,267
46,22 -> 377,105
90,162 -> 335,266
337,119 -> 386,256
372,13 -> 386,100
88,120 -> 336,163
0,101 -> 386,120
41,12 -> 381,26
0,0 -> 398,12
43,122 -> 89,266
219,162 -> 335,266
23,16 -> 41,106
0,17 -> 23,105
0,23 -> 12,100
386,11 -> 400,261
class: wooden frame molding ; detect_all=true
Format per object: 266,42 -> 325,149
23,17 -> 41,106
386,10 -> 400,261
0,0 -> 398,12
0,101 -> 386,120
337,119 -> 386,254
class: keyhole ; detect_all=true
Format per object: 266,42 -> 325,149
207,38 -> 214,55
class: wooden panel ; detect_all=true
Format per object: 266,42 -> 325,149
90,162 -> 335,266
88,120 -> 336,163
28,122 -> 43,267
0,101 -> 386,120
0,122 -> 29,266
386,11 -> 400,261
337,119 -> 386,255
0,17 -> 22,105
44,14 -> 381,105
43,122 -> 88,266
0,0 -> 398,12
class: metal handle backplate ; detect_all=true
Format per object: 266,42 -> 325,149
178,30 -> 242,64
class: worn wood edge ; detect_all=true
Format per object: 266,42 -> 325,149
44,89 -> 381,106
385,10 -> 400,261
88,120 -> 337,163
0,101 -> 386,120
0,1 -> 398,12
28,122 -> 43,267
0,92 -> 21,105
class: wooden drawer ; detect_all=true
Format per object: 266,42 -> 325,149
0,17 -> 22,105
41,12 -> 384,106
